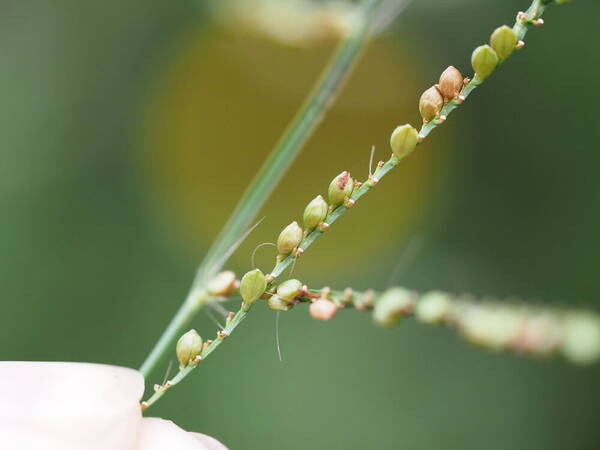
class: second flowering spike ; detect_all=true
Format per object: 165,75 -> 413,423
471,45 -> 499,81
419,86 -> 444,122
328,171 -> 354,207
390,124 -> 418,160
277,221 -> 303,256
303,195 -> 328,230
490,25 -> 518,60
240,268 -> 267,310
176,329 -> 203,368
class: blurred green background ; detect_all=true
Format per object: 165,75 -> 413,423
1,0 -> 599,448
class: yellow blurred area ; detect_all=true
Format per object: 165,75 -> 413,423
139,23 -> 453,276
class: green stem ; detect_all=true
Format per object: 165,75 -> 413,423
270,157 -> 400,278
142,309 -> 248,410
268,0 -> 553,280
197,0 -> 382,282
515,0 -> 547,39
139,0 -> 383,380
139,288 -> 208,378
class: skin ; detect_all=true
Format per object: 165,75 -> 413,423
0,362 -> 227,450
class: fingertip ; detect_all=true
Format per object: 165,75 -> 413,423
138,417 -> 227,450
0,362 -> 144,450
191,432 -> 229,450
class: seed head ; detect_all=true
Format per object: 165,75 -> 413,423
328,171 -> 354,207
418,86 -> 444,122
207,270 -> 237,296
267,295 -> 294,311
277,221 -> 303,256
390,124 -> 419,160
373,288 -> 416,328
490,25 -> 518,61
176,329 -> 203,368
277,279 -> 304,301
471,45 -> 499,81
438,66 -> 463,101
309,299 -> 337,321
303,195 -> 328,230
240,268 -> 267,309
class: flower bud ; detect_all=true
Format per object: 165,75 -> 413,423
373,288 -> 415,328
490,25 -> 518,61
207,270 -> 237,296
240,268 -> 267,308
415,291 -> 451,324
276,221 -> 303,255
561,313 -> 600,365
267,294 -> 293,311
277,279 -> 303,301
438,66 -> 463,101
418,86 -> 444,122
390,124 -> 418,160
303,195 -> 328,230
176,329 -> 203,368
471,45 -> 498,81
328,171 -> 354,207
309,299 -> 337,321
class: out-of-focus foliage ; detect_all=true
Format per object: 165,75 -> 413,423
1,1 -> 599,449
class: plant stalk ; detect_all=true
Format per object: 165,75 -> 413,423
139,0 -> 564,409
139,0 -> 383,380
